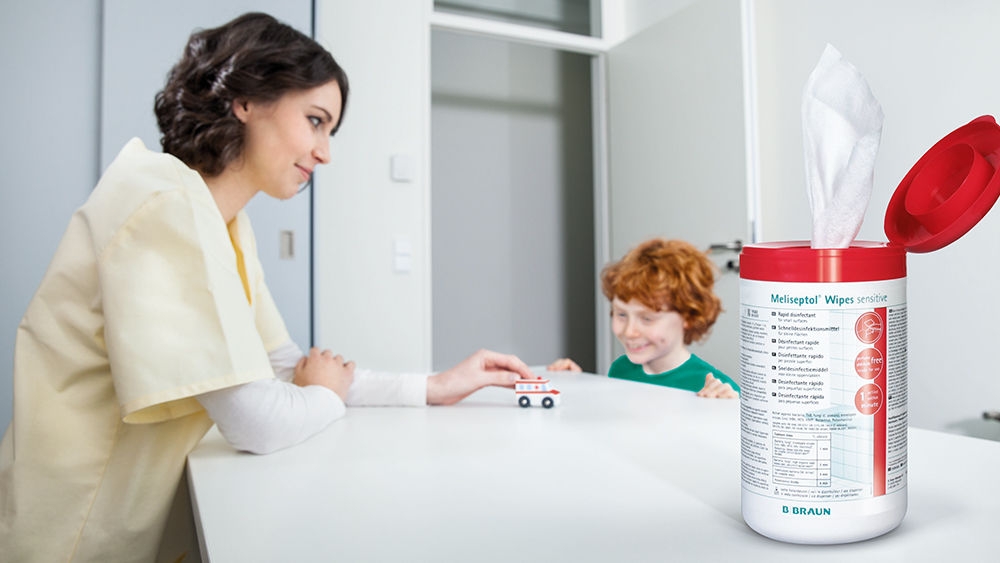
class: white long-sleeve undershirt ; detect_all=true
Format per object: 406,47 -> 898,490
196,341 -> 428,454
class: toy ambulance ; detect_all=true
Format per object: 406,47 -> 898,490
515,378 -> 560,408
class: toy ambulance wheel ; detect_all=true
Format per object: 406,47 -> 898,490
518,396 -> 530,408
542,397 -> 554,409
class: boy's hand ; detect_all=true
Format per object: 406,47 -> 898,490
547,358 -> 582,372
696,373 -> 738,399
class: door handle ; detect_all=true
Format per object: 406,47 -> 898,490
706,240 -> 742,273
707,240 -> 743,253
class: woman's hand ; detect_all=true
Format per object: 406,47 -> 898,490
546,358 -> 582,372
427,349 -> 536,405
696,374 -> 738,399
293,347 -> 355,402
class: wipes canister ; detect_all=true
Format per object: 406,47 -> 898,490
739,242 -> 907,543
739,115 -> 1000,544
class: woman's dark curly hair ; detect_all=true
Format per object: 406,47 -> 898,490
154,12 -> 349,176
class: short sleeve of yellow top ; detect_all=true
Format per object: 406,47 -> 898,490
0,138 -> 290,563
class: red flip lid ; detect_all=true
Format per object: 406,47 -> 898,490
884,115 -> 1000,252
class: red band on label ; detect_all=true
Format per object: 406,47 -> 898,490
873,307 -> 888,496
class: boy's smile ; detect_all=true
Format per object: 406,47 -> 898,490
611,298 -> 690,374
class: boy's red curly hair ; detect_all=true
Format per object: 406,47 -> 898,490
601,238 -> 721,345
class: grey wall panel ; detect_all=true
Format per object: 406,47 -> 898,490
0,0 -> 102,433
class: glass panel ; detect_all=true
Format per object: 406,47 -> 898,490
435,0 -> 597,37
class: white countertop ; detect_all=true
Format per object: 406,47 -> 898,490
187,371 -> 1000,561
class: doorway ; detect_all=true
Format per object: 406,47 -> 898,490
431,29 -> 596,372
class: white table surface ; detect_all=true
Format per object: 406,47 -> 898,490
187,371 -> 1000,562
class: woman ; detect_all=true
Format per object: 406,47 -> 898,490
0,13 -> 534,562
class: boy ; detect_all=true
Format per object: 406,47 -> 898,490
549,238 -> 738,398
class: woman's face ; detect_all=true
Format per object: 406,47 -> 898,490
234,81 -> 343,199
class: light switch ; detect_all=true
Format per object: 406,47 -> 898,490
390,154 -> 415,183
279,230 -> 295,259
393,237 -> 412,256
393,255 -> 412,273
393,236 -> 412,273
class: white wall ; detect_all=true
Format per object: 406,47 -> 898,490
313,1 -> 433,371
754,0 -> 1000,440
0,0 -> 101,433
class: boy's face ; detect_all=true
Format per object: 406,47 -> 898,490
611,298 -> 688,374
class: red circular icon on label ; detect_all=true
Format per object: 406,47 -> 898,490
855,348 -> 884,380
855,312 -> 883,344
855,383 -> 883,415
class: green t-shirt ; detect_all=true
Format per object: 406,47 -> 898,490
608,354 -> 740,394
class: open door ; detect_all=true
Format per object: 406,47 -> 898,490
606,0 -> 749,378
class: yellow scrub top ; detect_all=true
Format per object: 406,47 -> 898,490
0,139 -> 290,562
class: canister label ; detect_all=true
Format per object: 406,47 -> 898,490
739,278 -> 907,505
